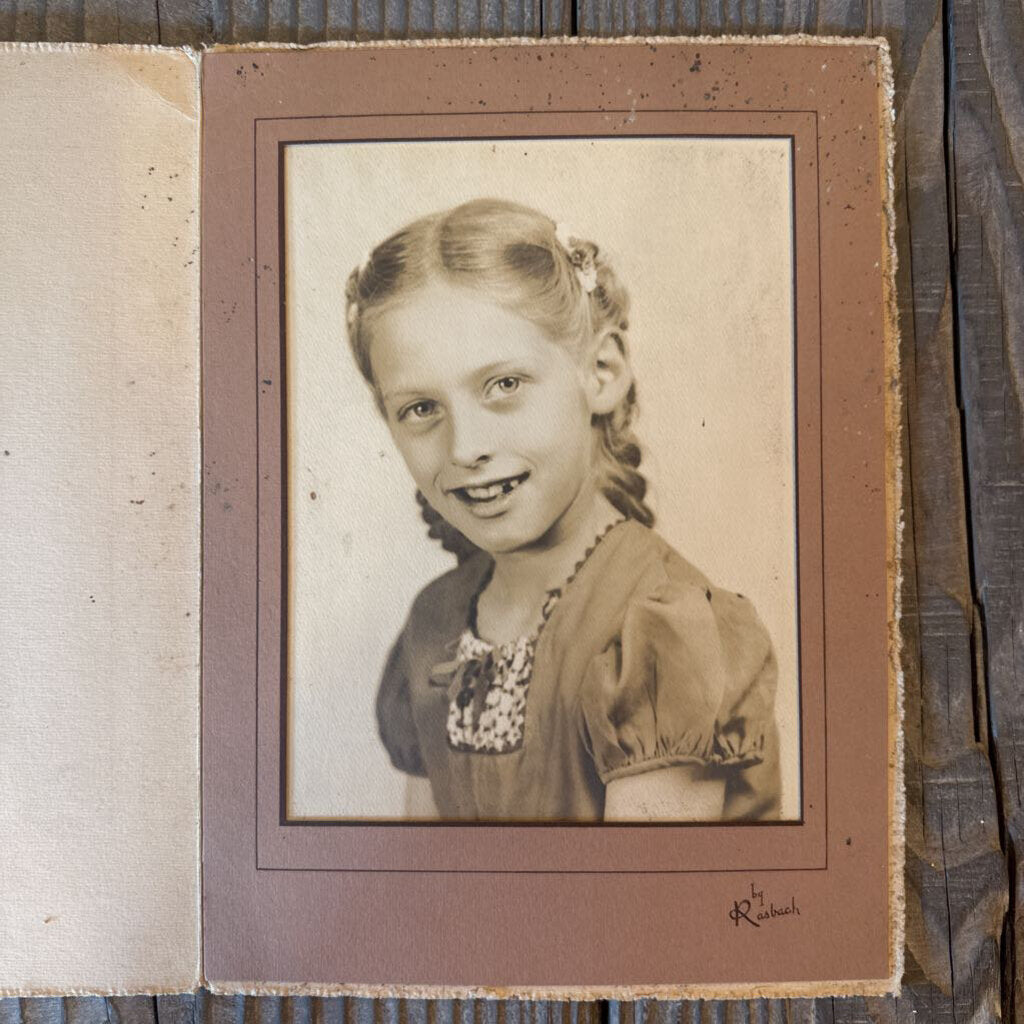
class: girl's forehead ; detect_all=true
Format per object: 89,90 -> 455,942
369,282 -> 576,392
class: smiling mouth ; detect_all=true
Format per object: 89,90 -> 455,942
451,472 -> 529,506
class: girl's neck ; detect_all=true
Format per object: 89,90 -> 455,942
475,485 -> 623,644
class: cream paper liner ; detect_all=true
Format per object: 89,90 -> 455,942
0,42 -> 202,997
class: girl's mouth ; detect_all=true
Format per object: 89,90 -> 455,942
451,472 -> 529,514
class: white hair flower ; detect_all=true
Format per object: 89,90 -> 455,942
554,222 -> 598,294
554,221 -> 576,252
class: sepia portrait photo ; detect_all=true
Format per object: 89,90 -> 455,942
282,135 -> 801,824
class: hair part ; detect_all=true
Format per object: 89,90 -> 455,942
345,198 -> 654,558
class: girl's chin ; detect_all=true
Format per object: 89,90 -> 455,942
451,510 -> 549,555
462,522 -> 542,555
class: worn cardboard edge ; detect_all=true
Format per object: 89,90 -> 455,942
0,40 -> 198,56
0,985 -> 201,999
206,32 -> 890,54
0,39 -> 204,1002
204,976 -> 898,999
875,36 -> 907,999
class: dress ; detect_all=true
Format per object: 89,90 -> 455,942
376,519 -> 782,821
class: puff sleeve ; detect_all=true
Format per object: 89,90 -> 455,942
375,632 -> 428,777
580,577 -> 777,784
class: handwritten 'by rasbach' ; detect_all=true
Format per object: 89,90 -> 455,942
729,882 -> 801,928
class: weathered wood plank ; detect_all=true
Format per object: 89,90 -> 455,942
540,0 -> 569,34
0,0 -> 16,39
41,0 -> 84,38
152,0 -> 222,44
147,998 -> 603,1024
889,1 -> 1007,1011
82,0 -> 159,42
950,0 -> 1024,1020
12,0 -> 44,39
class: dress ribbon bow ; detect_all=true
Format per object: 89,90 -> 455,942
429,643 -> 497,728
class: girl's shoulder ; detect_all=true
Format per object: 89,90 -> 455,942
646,523 -> 769,643
574,520 -> 773,675
587,520 -> 749,607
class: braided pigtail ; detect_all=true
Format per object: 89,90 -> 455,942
415,491 -> 480,563
594,380 -> 653,527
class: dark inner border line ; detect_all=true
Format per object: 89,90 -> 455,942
251,112 -> 825,872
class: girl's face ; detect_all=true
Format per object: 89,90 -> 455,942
369,280 -> 600,555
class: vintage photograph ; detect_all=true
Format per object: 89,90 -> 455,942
283,136 -> 801,823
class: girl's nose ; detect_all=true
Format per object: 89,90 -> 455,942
447,405 -> 494,468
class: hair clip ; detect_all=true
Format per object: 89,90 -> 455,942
554,221 -> 598,294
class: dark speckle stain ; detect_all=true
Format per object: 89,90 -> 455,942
689,54 -> 702,73
130,499 -> 145,505
3,450 -> 9,456
845,837 -> 852,846
262,378 -> 273,386
310,491 -> 317,500
705,588 -> 712,602
737,593 -> 745,599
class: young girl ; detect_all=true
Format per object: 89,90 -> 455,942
344,198 -> 781,822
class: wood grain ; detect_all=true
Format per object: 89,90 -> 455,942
950,0 -> 1024,1020
1,0 -> 1016,1020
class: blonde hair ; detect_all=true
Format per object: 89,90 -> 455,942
345,198 -> 654,558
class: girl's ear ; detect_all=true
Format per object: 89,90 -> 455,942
585,328 -> 633,415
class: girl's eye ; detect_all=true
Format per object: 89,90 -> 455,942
398,399 -> 439,422
488,375 -> 522,397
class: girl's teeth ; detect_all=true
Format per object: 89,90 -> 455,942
464,476 -> 522,500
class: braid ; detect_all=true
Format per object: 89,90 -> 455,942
595,382 -> 654,527
580,245 -> 656,528
415,491 -> 480,564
